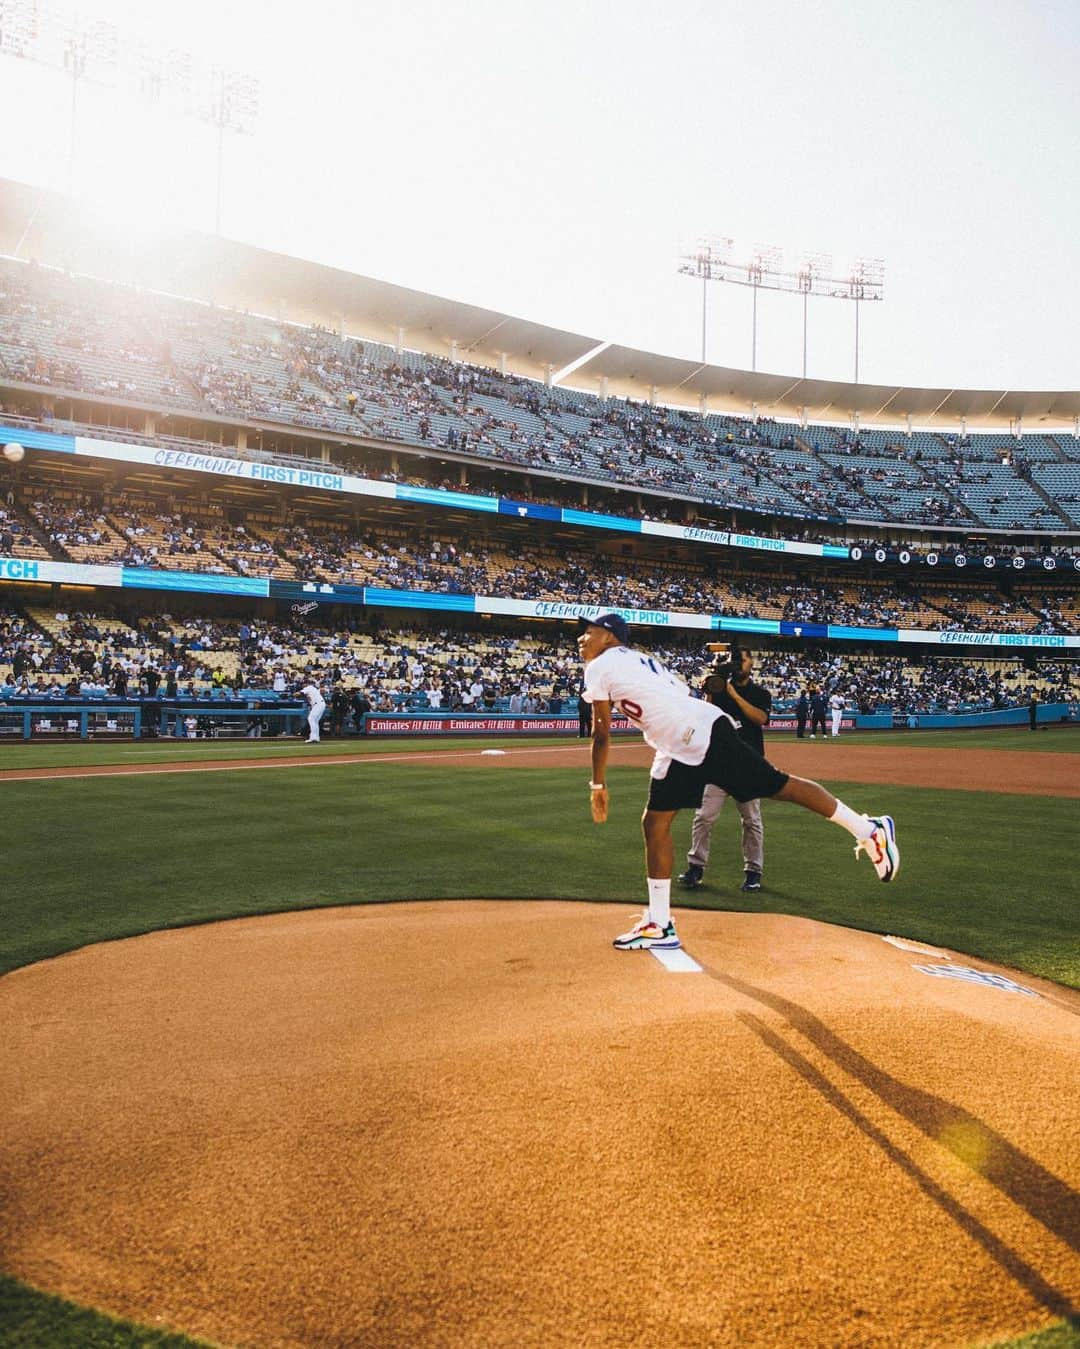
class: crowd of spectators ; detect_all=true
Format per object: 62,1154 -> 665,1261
1,604 -> 1074,719
28,495 -> 117,555
4,482 -> 1078,638
0,502 -> 49,559
750,651 -> 1075,715
4,257 -> 1080,534
108,508 -> 231,570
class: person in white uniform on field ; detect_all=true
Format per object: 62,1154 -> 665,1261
301,680 -> 326,743
579,613 -> 899,952
829,691 -> 845,738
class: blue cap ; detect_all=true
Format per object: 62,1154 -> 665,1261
578,612 -> 630,645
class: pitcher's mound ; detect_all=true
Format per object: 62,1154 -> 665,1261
2,902 -> 1078,1348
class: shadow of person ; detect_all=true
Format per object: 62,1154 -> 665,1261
697,960 -> 1080,1326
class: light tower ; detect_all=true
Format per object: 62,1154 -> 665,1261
679,237 -> 885,382
0,0 -> 260,234
201,64 -> 260,236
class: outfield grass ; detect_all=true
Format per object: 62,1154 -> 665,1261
2,763 -> 1077,986
803,726 -> 1078,752
0,723 -> 1074,770
992,1324 -> 1080,1348
0,1274 -> 212,1348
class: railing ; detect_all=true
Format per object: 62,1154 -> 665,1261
0,699 -> 1072,742
0,697 -> 307,740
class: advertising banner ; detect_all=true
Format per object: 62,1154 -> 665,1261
0,556 -> 122,587
896,628 -> 1075,649
476,597 -> 711,630
121,567 -> 270,596
641,520 -> 848,559
767,717 -> 857,732
365,714 -> 637,736
270,579 -> 366,605
71,435 -> 395,499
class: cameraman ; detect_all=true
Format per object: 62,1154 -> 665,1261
678,645 -> 772,893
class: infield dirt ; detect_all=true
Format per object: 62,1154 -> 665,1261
0,739 -> 1077,795
2,902 -> 1078,1347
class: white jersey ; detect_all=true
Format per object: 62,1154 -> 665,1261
583,644 -> 727,777
301,683 -> 325,711
829,693 -> 844,711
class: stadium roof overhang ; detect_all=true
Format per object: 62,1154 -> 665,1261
3,176 -> 1079,433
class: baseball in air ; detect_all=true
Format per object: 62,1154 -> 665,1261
3,442 -> 25,463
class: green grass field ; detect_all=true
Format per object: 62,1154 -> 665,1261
2,727 -> 1078,1348
2,765 -> 1078,985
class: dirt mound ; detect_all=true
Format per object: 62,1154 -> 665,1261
2,902 -> 1078,1346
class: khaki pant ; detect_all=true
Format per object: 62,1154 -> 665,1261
687,784 -> 763,874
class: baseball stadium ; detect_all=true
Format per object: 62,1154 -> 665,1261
1,6 -> 1079,1347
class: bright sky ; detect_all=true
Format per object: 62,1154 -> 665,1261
1,0 -> 1078,393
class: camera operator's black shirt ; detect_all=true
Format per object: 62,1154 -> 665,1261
703,675 -> 771,756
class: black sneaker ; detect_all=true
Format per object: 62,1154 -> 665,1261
740,871 -> 762,892
677,864 -> 704,889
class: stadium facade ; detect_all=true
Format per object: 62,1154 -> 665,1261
0,177 -> 1076,738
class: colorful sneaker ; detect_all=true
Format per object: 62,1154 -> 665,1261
855,815 -> 900,882
612,911 -> 681,950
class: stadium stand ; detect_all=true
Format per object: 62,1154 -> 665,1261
4,255 -> 1080,533
2,468 -> 1076,640
0,502 -> 51,560
0,253 -> 1075,747
1,600 -> 1073,717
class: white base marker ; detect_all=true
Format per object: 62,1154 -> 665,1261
883,934 -> 948,959
650,948 -> 703,973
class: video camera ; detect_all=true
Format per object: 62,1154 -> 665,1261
706,640 -> 736,683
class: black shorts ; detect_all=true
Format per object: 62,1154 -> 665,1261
646,716 -> 789,812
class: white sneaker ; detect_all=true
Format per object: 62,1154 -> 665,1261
855,816 -> 900,883
612,911 -> 681,950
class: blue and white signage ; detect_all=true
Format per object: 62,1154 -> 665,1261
913,964 -> 1039,997
0,557 -> 121,586
72,435 -> 396,500
0,422 -> 1076,633
1,554 -> 1077,647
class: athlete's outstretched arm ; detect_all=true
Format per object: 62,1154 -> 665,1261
589,699 -> 612,823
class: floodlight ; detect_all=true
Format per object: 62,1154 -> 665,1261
679,234 -> 885,381
0,2 -> 259,231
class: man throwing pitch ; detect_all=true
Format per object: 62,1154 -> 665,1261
579,614 -> 899,951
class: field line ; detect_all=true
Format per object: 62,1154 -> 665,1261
0,741 -> 640,783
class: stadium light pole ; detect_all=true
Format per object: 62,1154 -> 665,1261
847,257 -> 884,384
0,2 -> 259,234
201,65 -> 260,236
681,236 -> 734,364
679,238 -> 885,382
796,252 -> 830,379
747,246 -> 782,373
0,1 -> 119,195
